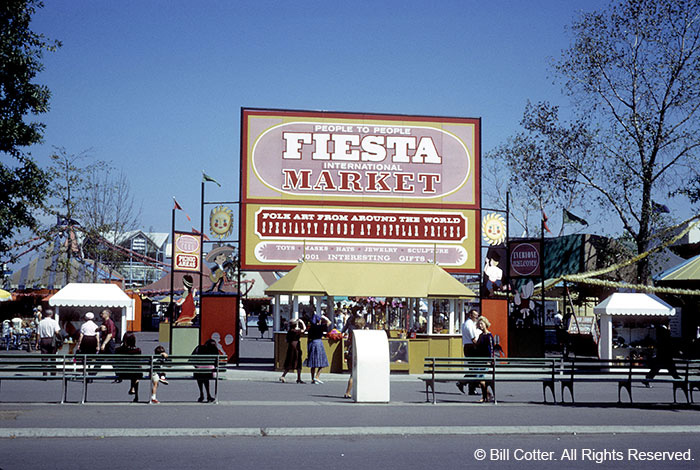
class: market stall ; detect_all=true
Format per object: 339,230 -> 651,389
49,283 -> 134,349
593,292 -> 675,360
265,261 -> 477,373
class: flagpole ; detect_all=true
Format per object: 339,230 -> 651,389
199,179 -> 205,346
169,204 -> 175,355
540,206 -> 545,355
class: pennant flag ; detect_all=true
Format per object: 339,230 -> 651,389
563,209 -> 589,226
542,210 -> 552,233
173,197 -> 183,211
202,171 -> 221,187
652,201 -> 670,214
173,197 -> 191,221
192,227 -> 210,242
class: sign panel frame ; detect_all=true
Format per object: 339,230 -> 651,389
172,231 -> 202,273
240,108 -> 481,273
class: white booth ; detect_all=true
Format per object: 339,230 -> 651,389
593,293 -> 675,360
49,283 -> 134,341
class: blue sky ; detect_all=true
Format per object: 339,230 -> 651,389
29,0 -> 609,236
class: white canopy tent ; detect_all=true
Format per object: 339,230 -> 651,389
49,283 -> 134,340
593,293 -> 676,359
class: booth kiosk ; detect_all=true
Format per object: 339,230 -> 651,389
352,329 -> 390,402
49,283 -> 134,349
266,261 -> 477,374
594,293 -> 676,360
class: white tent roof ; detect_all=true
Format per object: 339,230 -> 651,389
49,283 -> 132,308
593,293 -> 675,317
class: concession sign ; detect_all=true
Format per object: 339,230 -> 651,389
240,108 -> 481,272
173,231 -> 202,273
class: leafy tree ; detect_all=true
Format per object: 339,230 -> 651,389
489,0 -> 700,284
0,0 -> 60,261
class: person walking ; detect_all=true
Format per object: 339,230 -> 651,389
457,309 -> 481,395
36,309 -> 61,354
75,312 -> 100,354
280,319 -> 306,384
192,339 -> 218,402
257,310 -> 269,339
342,313 -> 366,398
475,317 -> 495,403
35,309 -> 61,376
99,309 -> 117,354
304,313 -> 331,384
643,325 -> 681,387
115,332 -> 142,402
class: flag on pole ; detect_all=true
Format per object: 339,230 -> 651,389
563,209 -> 588,226
652,201 -> 670,214
192,227 -> 210,241
202,172 -> 221,187
173,197 -> 191,221
542,210 -> 552,234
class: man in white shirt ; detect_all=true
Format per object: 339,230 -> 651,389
36,309 -> 61,354
457,309 -> 481,395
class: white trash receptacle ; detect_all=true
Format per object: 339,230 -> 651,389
352,330 -> 390,403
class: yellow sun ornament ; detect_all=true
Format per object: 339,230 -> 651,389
482,213 -> 506,246
210,205 -> 233,239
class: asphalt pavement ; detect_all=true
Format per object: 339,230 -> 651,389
1,331 -> 699,469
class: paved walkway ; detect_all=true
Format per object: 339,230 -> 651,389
1,331 -> 699,441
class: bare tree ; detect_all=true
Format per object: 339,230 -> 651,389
42,148 -> 142,284
81,163 -> 143,280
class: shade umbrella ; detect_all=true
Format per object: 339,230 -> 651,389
0,289 -> 11,302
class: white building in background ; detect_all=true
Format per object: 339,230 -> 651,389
102,231 -> 169,289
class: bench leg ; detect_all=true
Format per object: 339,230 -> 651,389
618,381 -> 632,403
542,381 -> 555,404
561,381 -> 574,403
673,383 -> 688,404
215,373 -> 219,404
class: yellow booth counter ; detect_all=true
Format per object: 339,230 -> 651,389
274,331 -> 463,375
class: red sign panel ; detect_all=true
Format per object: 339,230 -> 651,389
255,207 -> 466,243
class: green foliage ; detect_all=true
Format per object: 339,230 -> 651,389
0,0 -> 60,260
488,0 -> 700,284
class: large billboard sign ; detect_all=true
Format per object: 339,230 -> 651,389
240,109 -> 481,273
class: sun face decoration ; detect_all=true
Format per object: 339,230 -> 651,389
210,205 -> 233,239
482,213 -> 507,246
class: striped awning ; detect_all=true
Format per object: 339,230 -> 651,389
11,248 -> 123,290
